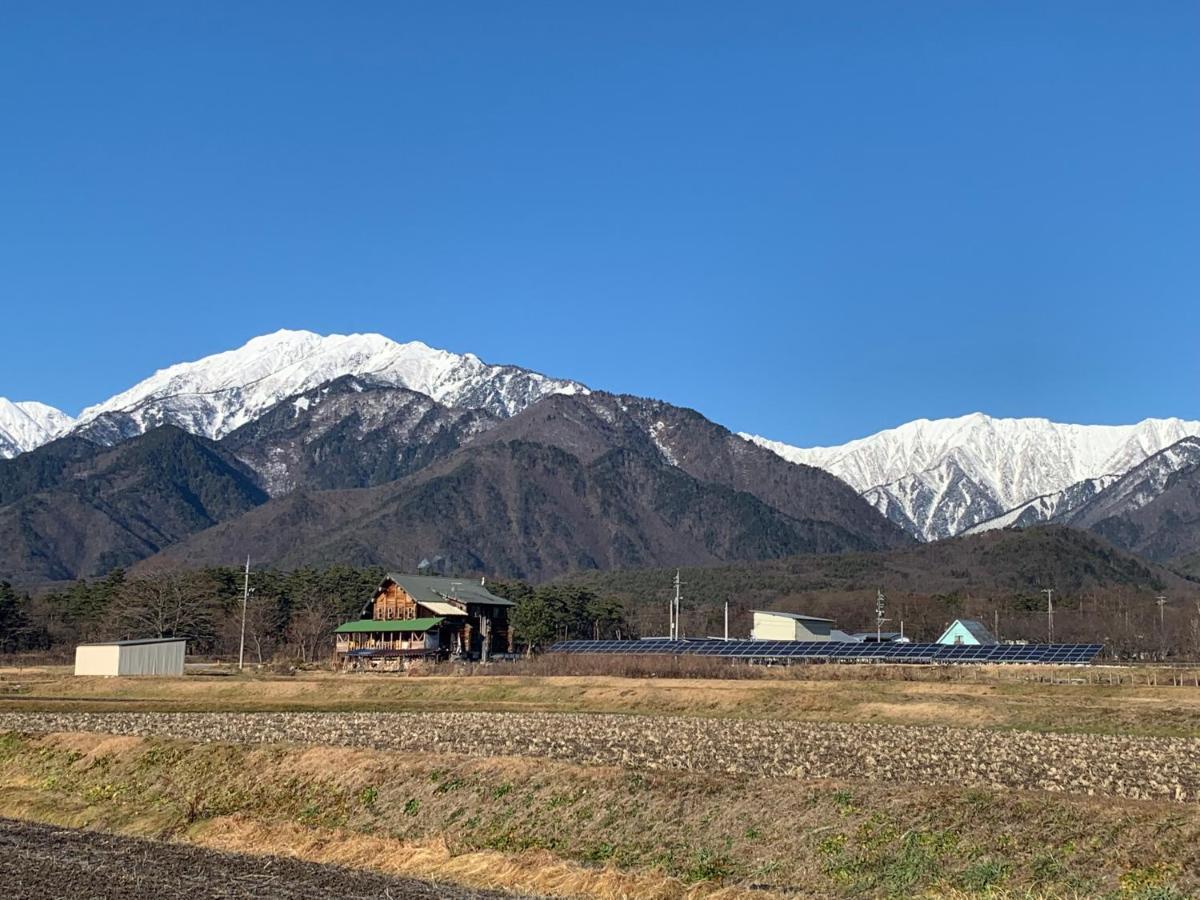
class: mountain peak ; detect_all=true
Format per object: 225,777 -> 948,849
66,330 -> 587,446
0,397 -> 75,458
744,413 -> 1200,542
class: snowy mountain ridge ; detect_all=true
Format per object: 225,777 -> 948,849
743,413 -> 1200,541
68,329 -> 588,445
0,398 -> 75,459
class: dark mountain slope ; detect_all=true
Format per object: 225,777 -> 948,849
1055,437 -> 1200,563
145,436 -> 886,580
0,435 -> 102,506
0,427 -> 267,584
141,387 -> 911,580
555,525 -> 1194,613
221,375 -> 498,494
463,392 -> 913,552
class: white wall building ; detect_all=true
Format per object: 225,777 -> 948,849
750,610 -> 835,642
74,638 -> 187,676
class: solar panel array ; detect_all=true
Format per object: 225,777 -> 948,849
548,639 -> 1103,665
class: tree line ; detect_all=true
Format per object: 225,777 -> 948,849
0,568 -> 630,662
9,562 -> 1193,662
0,566 -> 385,662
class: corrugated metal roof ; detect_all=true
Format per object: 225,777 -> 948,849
76,638 -> 188,647
751,609 -> 835,623
335,617 -> 443,634
420,600 -> 467,617
385,574 -> 514,607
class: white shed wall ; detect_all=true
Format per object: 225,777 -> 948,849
74,641 -> 186,676
751,612 -> 832,642
74,645 -> 121,676
752,613 -> 801,640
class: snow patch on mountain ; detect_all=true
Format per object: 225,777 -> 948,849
72,330 -> 587,443
0,398 -> 75,458
1066,437 -> 1200,529
649,420 -> 680,466
743,414 -> 1200,541
965,474 -> 1121,534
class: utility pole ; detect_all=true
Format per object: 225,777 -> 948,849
672,570 -> 683,640
1042,588 -> 1054,643
1156,595 -> 1166,631
875,589 -> 888,643
668,574 -> 674,639
724,599 -> 729,641
479,613 -> 491,664
238,555 -> 250,671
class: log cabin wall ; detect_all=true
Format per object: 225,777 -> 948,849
372,582 -> 419,621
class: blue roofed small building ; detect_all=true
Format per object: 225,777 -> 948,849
936,618 -> 998,646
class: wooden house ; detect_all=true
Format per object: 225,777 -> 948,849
334,574 -> 514,670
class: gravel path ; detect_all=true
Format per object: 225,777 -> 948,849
3,710 -> 1199,802
0,817 -> 520,899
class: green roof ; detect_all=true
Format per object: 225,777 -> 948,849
335,617 -> 443,634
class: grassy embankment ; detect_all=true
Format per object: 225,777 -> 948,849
1,730 -> 1198,899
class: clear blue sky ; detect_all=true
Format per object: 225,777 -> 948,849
2,2 -> 1197,446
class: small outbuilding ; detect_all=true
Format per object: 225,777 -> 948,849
74,638 -> 187,676
751,610 -> 835,642
936,619 -> 997,646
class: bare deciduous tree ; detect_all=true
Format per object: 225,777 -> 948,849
107,573 -> 215,642
219,593 -> 283,664
285,593 -> 338,664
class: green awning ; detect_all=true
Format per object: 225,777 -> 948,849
335,617 -> 443,634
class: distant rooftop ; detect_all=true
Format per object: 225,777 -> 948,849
76,637 -> 187,647
751,609 -> 835,623
383,573 -> 514,607
939,618 -> 998,645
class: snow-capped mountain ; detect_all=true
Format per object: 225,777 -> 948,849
965,474 -> 1120,534
744,414 -> 1200,541
1066,436 -> 1200,531
220,374 -> 500,495
71,330 -> 587,445
0,398 -> 75,458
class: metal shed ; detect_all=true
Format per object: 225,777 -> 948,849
74,638 -> 187,676
750,610 -> 835,642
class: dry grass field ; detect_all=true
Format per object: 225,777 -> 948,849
4,664 -> 1200,735
2,664 -> 1199,898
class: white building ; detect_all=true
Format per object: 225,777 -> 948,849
751,610 -> 835,642
74,638 -> 187,676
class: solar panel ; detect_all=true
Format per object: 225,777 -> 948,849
547,638 -> 1103,665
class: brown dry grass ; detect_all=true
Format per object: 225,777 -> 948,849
194,816 -> 764,900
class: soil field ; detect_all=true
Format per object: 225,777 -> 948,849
4,710 -> 1198,802
5,669 -> 1200,737
0,816 -> 520,899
